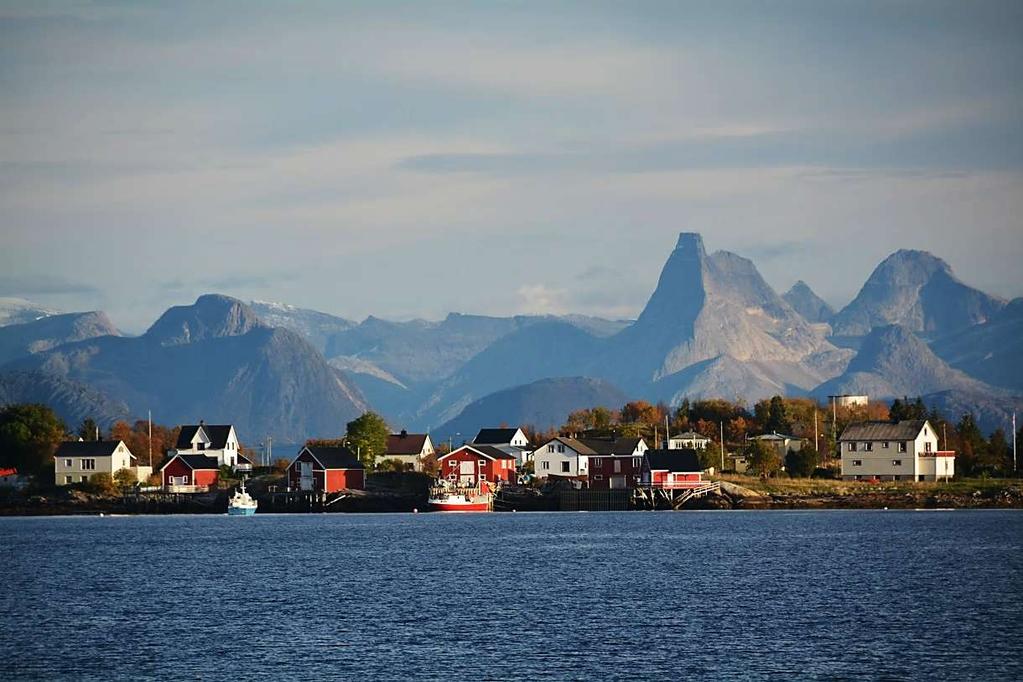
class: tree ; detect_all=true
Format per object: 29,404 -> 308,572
0,404 -> 67,476
86,472 -> 116,496
377,458 -> 412,473
890,397 -> 927,422
746,439 -> 783,478
785,445 -> 820,478
77,417 -> 99,441
956,413 -> 988,476
766,396 -> 792,434
113,468 -> 137,490
345,412 -> 390,469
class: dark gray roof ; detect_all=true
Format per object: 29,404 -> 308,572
645,449 -> 702,473
671,431 -> 709,440
472,428 -> 521,445
568,436 -> 643,456
175,423 -> 234,450
56,440 -> 131,458
162,454 -> 220,471
839,420 -> 928,442
303,446 -> 363,470
386,432 -> 429,455
752,432 -> 801,442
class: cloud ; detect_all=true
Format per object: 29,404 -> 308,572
0,275 -> 100,297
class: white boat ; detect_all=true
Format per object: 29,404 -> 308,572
228,480 -> 258,516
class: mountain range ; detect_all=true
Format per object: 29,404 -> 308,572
0,233 -> 1017,440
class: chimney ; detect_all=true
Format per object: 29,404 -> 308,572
400,429 -> 407,438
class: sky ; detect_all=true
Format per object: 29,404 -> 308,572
1,0 -> 1021,332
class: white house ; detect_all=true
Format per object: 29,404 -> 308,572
384,430 -> 435,471
169,421 -> 243,469
54,440 -> 152,486
749,432 -> 805,454
839,420 -> 955,481
532,436 -> 648,487
472,427 -> 531,466
668,431 -> 711,450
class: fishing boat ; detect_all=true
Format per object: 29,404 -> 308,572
427,479 -> 494,512
228,480 -> 258,516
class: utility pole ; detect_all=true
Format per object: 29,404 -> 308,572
720,421 -> 725,473
148,409 -> 152,468
814,409 -> 819,454
665,414 -> 670,449
1013,411 -> 1017,475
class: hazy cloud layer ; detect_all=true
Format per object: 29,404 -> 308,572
1,1 -> 1021,331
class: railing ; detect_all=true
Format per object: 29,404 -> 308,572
164,484 -> 210,494
641,480 -> 711,490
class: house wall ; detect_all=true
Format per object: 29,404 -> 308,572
325,469 -> 364,492
54,443 -> 134,486
669,437 -> 708,450
533,442 -> 585,478
161,459 -> 218,489
589,455 -> 643,489
439,449 -> 515,485
840,425 -> 939,480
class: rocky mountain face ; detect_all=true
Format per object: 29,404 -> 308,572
783,281 -> 835,323
814,324 -> 996,398
830,250 -> 1005,337
0,311 -> 120,365
3,295 -> 367,443
433,377 -> 628,444
0,370 -> 131,427
929,298 -> 1023,392
0,297 -> 59,327
249,301 -> 356,354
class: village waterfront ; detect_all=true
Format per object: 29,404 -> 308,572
2,510 -> 1021,681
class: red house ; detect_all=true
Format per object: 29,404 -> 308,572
437,445 -> 516,486
641,449 -> 704,489
287,446 -> 365,492
161,454 -> 220,492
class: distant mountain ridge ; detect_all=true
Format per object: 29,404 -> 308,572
0,311 -> 120,366
783,281 -> 835,323
0,297 -> 59,327
830,250 -> 1004,336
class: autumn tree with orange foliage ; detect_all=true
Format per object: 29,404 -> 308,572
107,420 -> 181,469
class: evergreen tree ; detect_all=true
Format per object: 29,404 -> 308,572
77,417 -> 99,441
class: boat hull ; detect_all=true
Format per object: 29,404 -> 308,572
227,506 -> 257,516
428,499 -> 491,512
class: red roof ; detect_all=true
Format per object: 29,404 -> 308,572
0,468 -> 17,477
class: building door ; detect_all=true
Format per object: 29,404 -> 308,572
299,461 -> 314,491
459,461 -> 475,485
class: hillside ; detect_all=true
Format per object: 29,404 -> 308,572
4,295 -> 368,442
0,297 -> 58,327
0,311 -> 120,365
929,298 -> 1023,392
0,370 -> 131,427
249,300 -> 356,354
433,377 -> 629,443
783,281 -> 835,323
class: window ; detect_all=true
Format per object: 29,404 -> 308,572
478,459 -> 487,470
197,442 -> 206,451
479,474 -> 487,481
561,461 -> 570,473
852,460 -> 862,466
557,444 -> 565,453
64,458 -> 72,468
925,442 -> 932,453
848,442 -> 857,452
899,442 -> 907,453
882,441 -> 889,449
64,476 -> 72,484
81,459 -> 96,471
548,444 -> 554,452
633,457 -> 641,468
864,442 -> 873,452
592,457 -> 602,468
892,460 -> 902,466
593,475 -> 603,481
81,475 -> 89,482
614,460 -> 622,473
449,460 -> 457,468
541,461 -> 550,470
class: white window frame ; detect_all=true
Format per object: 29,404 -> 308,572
864,442 -> 873,452
852,460 -> 862,467
892,459 -> 902,466
899,442 -> 908,453
541,461 -> 550,470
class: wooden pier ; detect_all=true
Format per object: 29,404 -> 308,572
632,482 -> 721,510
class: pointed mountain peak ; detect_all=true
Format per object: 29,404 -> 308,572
145,294 -> 265,346
831,249 -> 1004,336
783,280 -> 835,323
675,232 -> 707,256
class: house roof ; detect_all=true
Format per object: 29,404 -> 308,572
386,432 -> 429,455
472,428 -> 522,445
839,420 -> 928,442
439,444 -> 517,461
752,432 -> 801,442
175,423 -> 234,450
56,440 -> 132,458
162,454 -> 220,471
645,449 -> 702,473
237,453 -> 253,465
671,431 -> 709,441
0,468 -> 18,477
302,446 -> 364,470
558,436 -> 643,456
